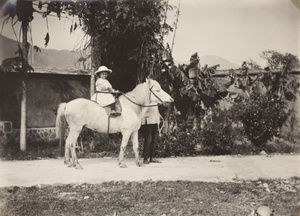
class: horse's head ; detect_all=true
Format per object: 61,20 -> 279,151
147,79 -> 174,106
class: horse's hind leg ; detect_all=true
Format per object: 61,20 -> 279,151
131,131 -> 142,167
65,127 -> 83,169
64,136 -> 72,167
71,142 -> 83,170
118,132 -> 131,168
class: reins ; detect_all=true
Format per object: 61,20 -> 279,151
95,89 -> 160,107
122,94 -> 159,107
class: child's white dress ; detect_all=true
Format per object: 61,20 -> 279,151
91,78 -> 115,107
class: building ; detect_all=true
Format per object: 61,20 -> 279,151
0,67 -> 91,144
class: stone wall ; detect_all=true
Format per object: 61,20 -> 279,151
0,126 -> 56,146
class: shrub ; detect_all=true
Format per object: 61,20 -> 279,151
156,116 -> 240,156
199,121 -> 238,155
229,92 -> 290,148
157,131 -> 198,157
156,119 -> 199,157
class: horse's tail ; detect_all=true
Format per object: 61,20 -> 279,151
56,102 -> 67,141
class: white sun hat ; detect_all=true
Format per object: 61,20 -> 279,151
95,66 -> 112,75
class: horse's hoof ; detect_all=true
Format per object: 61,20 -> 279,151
139,163 -> 145,167
64,159 -> 73,167
64,161 -> 72,167
137,161 -> 144,167
75,164 -> 83,170
119,163 -> 127,168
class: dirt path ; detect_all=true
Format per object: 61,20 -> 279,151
0,155 -> 299,187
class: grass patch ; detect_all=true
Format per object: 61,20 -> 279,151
0,179 -> 299,216
0,140 -> 61,160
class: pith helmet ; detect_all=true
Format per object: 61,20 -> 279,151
95,66 -> 112,75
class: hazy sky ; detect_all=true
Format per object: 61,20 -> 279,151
1,0 -> 299,66
166,0 -> 300,66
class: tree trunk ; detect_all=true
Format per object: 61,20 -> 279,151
20,80 -> 27,151
137,41 -> 145,84
162,106 -> 172,135
90,5 -> 97,97
20,21 -> 28,151
90,42 -> 96,98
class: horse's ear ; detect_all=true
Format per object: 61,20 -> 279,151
146,78 -> 151,85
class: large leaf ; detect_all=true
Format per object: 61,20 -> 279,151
169,66 -> 189,85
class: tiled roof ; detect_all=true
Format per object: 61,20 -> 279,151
214,68 -> 300,77
32,67 -> 91,75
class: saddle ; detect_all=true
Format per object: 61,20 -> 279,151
92,92 -> 122,117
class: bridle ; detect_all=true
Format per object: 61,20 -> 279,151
149,86 -> 164,103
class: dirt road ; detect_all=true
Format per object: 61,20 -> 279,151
0,154 -> 299,187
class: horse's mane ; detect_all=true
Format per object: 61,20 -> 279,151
127,81 -> 147,95
123,81 -> 151,105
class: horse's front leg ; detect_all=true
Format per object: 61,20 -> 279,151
131,130 -> 142,167
118,132 -> 131,168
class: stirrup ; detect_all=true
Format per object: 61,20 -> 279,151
109,110 -> 121,117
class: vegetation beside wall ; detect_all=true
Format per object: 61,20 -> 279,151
1,111 -> 299,160
155,112 -> 299,158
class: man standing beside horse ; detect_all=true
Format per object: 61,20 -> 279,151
141,105 -> 162,164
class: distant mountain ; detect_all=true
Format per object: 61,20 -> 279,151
1,35 -> 239,70
200,55 -> 240,70
176,55 -> 240,70
0,34 -> 88,69
0,35 -> 18,62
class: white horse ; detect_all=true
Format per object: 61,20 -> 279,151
56,79 -> 173,169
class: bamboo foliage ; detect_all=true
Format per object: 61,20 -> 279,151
39,0 -> 173,91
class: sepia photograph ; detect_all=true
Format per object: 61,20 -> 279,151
0,0 -> 299,215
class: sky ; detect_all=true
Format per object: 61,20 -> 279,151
1,0 -> 299,67
165,0 -> 300,66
